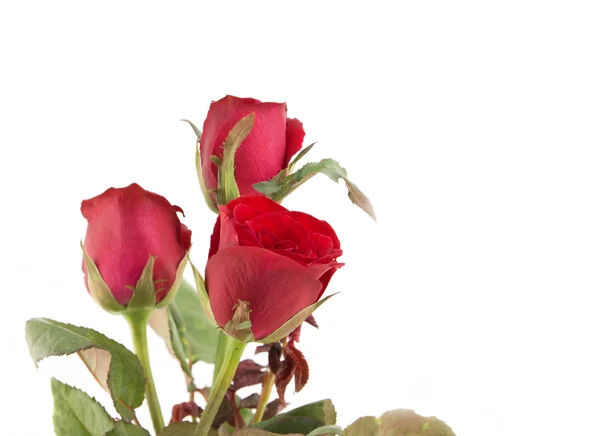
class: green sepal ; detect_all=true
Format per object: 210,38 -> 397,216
127,256 -> 156,310
190,259 -> 218,327
183,119 -> 219,214
210,155 -> 223,166
155,251 -> 189,309
217,112 -> 255,205
288,142 -> 316,172
181,119 -> 202,140
258,294 -> 336,344
81,242 -> 125,314
127,251 -> 189,312
51,378 -> 115,436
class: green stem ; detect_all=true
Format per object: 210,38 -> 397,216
212,332 -> 228,386
126,311 -> 165,434
195,336 -> 246,436
252,369 -> 275,423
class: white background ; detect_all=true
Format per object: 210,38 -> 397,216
1,2 -> 599,435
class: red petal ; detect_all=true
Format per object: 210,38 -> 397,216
199,96 -> 262,192
309,232 -> 333,258
232,203 -> 265,223
285,118 -> 305,164
246,214 -> 310,245
200,96 -> 289,196
179,223 -> 192,251
227,195 -> 288,214
81,183 -> 190,305
208,216 -> 221,259
284,211 -> 340,249
205,246 -> 322,340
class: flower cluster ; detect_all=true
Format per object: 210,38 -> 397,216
25,95 -> 454,436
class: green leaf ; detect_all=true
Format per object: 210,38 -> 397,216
292,159 -> 348,184
342,416 -> 378,436
306,425 -> 343,436
233,430 -> 302,436
380,409 -> 455,436
26,318 -> 145,422
51,378 -> 114,436
252,180 -> 284,195
252,399 -> 336,434
269,158 -> 345,200
150,280 -> 222,366
158,422 -> 198,436
170,279 -> 222,364
343,410 -> 456,436
105,421 -> 151,436
261,155 -> 376,220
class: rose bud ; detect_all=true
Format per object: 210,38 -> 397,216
199,95 -> 305,205
81,183 -> 191,313
193,195 -> 343,343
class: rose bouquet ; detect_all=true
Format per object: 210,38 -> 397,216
25,95 -> 455,436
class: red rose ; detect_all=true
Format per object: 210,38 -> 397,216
199,95 -> 305,199
205,195 -> 343,340
81,183 -> 191,307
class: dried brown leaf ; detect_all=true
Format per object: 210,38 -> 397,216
170,401 -> 201,424
231,359 -> 266,392
262,399 -> 286,421
239,393 -> 260,410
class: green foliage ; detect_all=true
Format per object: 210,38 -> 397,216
232,430 -> 303,436
105,421 -> 151,436
150,279 -> 222,367
26,318 -> 145,422
51,378 -> 114,436
342,417 -> 379,436
157,422 -> 198,435
252,144 -> 375,220
252,399 -> 336,434
343,409 -> 456,436
306,425 -> 343,435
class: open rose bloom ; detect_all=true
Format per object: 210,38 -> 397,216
25,95 -> 456,436
204,195 -> 343,341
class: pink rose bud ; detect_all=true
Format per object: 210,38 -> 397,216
203,195 -> 343,342
81,183 -> 191,312
199,95 -> 305,202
